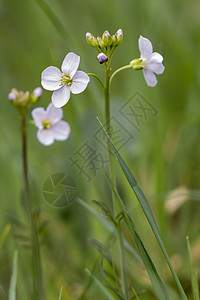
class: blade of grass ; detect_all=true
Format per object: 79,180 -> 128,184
105,172 -> 170,300
97,118 -> 187,300
0,225 -> 11,250
8,251 -> 18,300
78,198 -> 142,264
186,236 -> 199,300
58,286 -> 63,300
85,268 -> 116,300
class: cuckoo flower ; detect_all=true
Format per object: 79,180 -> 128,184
130,35 -> 165,87
41,52 -> 90,108
32,103 -> 71,146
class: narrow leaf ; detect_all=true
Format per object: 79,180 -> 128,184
85,268 -> 116,300
8,251 -> 18,300
186,236 -> 199,300
105,172 -> 170,300
59,286 -> 63,300
0,225 -> 11,250
98,118 -> 187,300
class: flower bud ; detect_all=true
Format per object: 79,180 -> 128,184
86,32 -> 93,44
97,36 -> 104,48
102,30 -> 112,46
91,37 -> 99,47
30,87 -> 42,103
8,92 -> 16,101
97,53 -> 108,64
116,29 -> 123,45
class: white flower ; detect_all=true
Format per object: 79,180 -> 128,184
32,103 -> 71,146
131,35 -> 165,87
41,52 -> 90,108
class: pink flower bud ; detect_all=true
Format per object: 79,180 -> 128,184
97,53 -> 108,64
33,87 -> 42,97
116,29 -> 123,37
8,92 -> 16,101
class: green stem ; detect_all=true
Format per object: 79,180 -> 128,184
21,116 -> 44,300
104,63 -> 117,216
87,73 -> 105,89
109,65 -> 131,86
117,225 -> 129,300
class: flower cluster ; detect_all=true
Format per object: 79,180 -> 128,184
8,87 -> 42,115
86,29 -> 123,64
9,30 -> 165,146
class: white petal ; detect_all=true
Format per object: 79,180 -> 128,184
41,66 -> 62,91
52,121 -> 71,141
147,62 -> 165,75
70,71 -> 90,94
52,86 -> 70,108
32,107 -> 46,129
46,103 -> 63,124
61,52 -> 80,77
150,52 -> 163,63
143,69 -> 157,87
37,129 -> 54,146
138,35 -> 153,60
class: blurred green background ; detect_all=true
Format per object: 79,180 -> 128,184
0,0 -> 200,299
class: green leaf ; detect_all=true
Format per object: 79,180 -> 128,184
186,236 -> 199,300
0,225 -> 11,250
9,251 -> 18,300
125,211 -> 170,300
98,118 -> 187,300
105,172 -> 170,300
59,286 -> 63,300
85,268 -> 116,300
78,198 -> 142,264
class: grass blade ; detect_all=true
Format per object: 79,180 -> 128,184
85,268 -> 116,300
0,225 -> 11,250
78,198 -> 142,263
105,172 -> 170,300
98,118 -> 187,300
186,236 -> 199,300
59,286 -> 63,300
8,251 -> 18,300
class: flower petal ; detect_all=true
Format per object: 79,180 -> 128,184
41,66 -> 62,91
32,107 -> 46,129
52,86 -> 70,108
46,103 -> 63,124
70,71 -> 90,94
52,120 -> 71,141
37,129 -> 54,146
147,62 -> 165,75
61,52 -> 80,77
143,69 -> 157,87
139,35 -> 153,60
150,52 -> 163,63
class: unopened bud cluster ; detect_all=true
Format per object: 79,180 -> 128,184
86,29 -> 123,64
8,87 -> 42,115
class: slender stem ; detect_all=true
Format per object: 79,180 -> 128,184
104,63 -> 117,216
21,116 -> 44,300
87,73 -> 105,89
117,225 -> 129,300
109,65 -> 132,86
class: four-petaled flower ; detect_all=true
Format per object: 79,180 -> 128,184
32,103 -> 71,146
41,52 -> 90,108
131,35 -> 165,87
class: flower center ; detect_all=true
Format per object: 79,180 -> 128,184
130,58 -> 147,70
42,119 -> 52,129
60,73 -> 73,86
